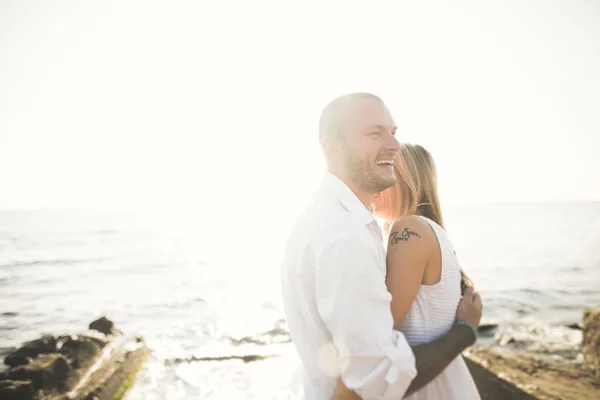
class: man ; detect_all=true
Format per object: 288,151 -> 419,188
281,93 -> 482,399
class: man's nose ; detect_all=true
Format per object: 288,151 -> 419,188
386,133 -> 400,152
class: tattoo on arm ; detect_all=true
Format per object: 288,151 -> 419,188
389,228 -> 421,244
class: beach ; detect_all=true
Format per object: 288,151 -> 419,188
1,201 -> 599,398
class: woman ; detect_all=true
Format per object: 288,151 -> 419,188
334,143 -> 480,399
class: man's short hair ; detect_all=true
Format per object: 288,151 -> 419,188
318,93 -> 383,143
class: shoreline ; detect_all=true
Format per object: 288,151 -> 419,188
0,317 -> 148,400
1,312 -> 598,399
463,309 -> 600,399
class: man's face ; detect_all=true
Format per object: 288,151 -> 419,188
336,98 -> 400,194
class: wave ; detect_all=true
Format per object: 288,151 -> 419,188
0,257 -> 116,268
164,353 -> 279,365
226,328 -> 291,346
163,297 -> 206,309
1,312 -> 18,317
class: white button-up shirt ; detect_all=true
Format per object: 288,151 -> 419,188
281,173 -> 417,400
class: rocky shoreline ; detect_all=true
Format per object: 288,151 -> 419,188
464,308 -> 600,399
0,317 -> 148,400
1,311 -> 598,399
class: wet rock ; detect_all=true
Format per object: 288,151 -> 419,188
59,335 -> 103,369
464,344 -> 600,400
0,346 -> 16,359
84,389 -> 101,400
582,308 -> 600,377
80,329 -> 109,348
89,316 -> 115,335
165,353 -> 278,365
0,380 -> 35,400
7,353 -> 69,391
4,334 -> 57,367
56,330 -> 108,353
478,323 -> 499,335
66,334 -> 149,400
0,318 -> 147,400
566,322 -> 583,330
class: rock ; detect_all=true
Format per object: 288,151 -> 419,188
57,330 -> 108,352
84,389 -> 101,400
80,329 -> 109,348
478,323 -> 499,334
3,334 -> 57,367
7,353 -> 69,391
463,356 -> 536,399
59,335 -> 103,369
566,322 -> 583,330
582,308 -> 600,377
0,346 -> 16,359
89,316 -> 115,335
0,318 -> 147,400
464,344 -> 600,399
66,335 -> 149,400
0,380 -> 35,400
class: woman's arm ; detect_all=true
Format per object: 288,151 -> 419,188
332,216 -> 433,399
385,216 -> 432,329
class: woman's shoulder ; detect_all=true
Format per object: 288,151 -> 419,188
388,215 -> 437,247
389,215 -> 432,231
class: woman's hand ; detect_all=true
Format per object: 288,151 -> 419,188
332,376 -> 362,400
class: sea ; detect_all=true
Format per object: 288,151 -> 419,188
1,201 -> 599,399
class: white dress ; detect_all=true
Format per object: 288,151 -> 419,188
399,216 -> 481,400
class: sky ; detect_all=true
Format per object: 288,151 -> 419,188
1,0 -> 599,226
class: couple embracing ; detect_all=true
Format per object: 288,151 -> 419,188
281,93 -> 482,399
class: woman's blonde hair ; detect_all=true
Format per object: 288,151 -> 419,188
380,143 -> 473,292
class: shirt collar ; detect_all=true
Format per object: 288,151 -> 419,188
320,173 -> 376,226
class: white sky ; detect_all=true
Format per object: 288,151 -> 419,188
1,0 -> 599,226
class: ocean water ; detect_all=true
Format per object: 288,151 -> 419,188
1,202 -> 599,399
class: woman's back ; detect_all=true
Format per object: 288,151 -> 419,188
399,216 -> 480,400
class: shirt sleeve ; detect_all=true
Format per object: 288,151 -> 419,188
315,232 -> 417,399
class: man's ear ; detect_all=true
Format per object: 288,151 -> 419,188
321,136 -> 339,160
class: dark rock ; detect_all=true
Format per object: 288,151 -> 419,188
1,319 -> 147,400
464,357 -> 536,399
59,335 -> 102,369
80,329 -> 109,347
8,353 -> 69,391
57,330 -> 108,351
0,380 -> 35,400
84,389 -> 101,400
478,323 -> 499,333
582,308 -> 600,378
56,334 -> 72,343
89,317 -> 115,335
565,322 -> 582,330
165,353 -> 277,365
0,346 -> 16,359
4,334 -> 57,367
465,344 -> 600,399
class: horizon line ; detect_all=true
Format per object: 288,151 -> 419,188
1,198 -> 599,212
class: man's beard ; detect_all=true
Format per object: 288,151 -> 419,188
342,145 -> 395,193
